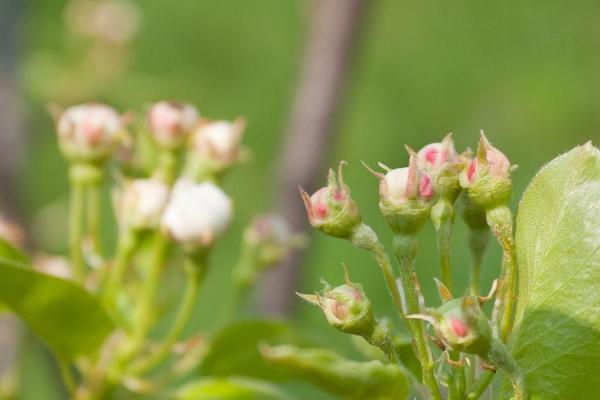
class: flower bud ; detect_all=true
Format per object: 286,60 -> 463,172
417,134 -> 463,202
115,178 -> 170,231
161,178 -> 232,250
56,103 -> 126,162
234,215 -> 304,286
297,269 -> 375,337
366,148 -> 433,235
459,132 -> 513,209
417,133 -> 458,176
411,296 -> 492,356
300,162 -> 361,239
147,101 -> 199,149
186,118 -> 246,179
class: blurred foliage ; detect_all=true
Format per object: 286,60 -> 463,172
15,0 -> 600,398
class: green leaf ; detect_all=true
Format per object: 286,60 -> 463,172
176,377 -> 294,400
0,250 -> 114,359
199,319 -> 297,380
0,237 -> 30,265
261,344 -> 409,400
511,143 -> 600,400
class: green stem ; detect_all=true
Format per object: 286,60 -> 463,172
486,337 -> 526,400
486,206 -> 516,341
350,224 -> 407,322
56,355 -> 77,395
86,182 -> 103,259
432,200 -> 454,291
132,257 -> 206,375
102,229 -> 138,312
468,228 -> 489,296
392,234 -> 442,400
131,232 -> 169,349
69,179 -> 86,282
466,371 -> 495,400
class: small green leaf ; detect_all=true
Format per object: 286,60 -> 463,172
199,320 -> 296,380
0,238 -> 30,265
0,250 -> 114,359
511,144 -> 600,400
176,377 -> 294,400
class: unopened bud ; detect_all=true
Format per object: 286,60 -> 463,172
300,162 -> 361,239
115,178 -> 170,231
297,269 -> 375,337
161,178 -> 232,250
459,132 -> 513,209
56,103 -> 126,162
418,134 -> 463,202
186,118 -> 246,179
234,215 -> 304,286
411,296 -> 492,355
147,101 -> 199,149
366,148 -> 433,235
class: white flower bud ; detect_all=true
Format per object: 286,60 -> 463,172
186,118 -> 246,179
116,179 -> 170,230
147,101 -> 199,149
161,178 -> 232,249
56,103 -> 125,162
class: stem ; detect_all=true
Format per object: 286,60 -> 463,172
486,337 -> 526,400
468,228 -> 489,296
131,231 -> 169,349
86,182 -> 103,259
132,257 -> 206,375
102,229 -> 138,312
486,206 -> 516,341
69,179 -> 86,282
392,234 -> 442,400
350,224 -> 406,321
431,200 -> 454,291
466,371 -> 495,400
56,355 -> 77,395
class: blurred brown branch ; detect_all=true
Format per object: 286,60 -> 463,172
260,0 -> 367,315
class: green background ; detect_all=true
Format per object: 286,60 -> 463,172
13,0 -> 600,398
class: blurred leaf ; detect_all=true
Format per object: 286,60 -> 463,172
176,377 -> 295,400
262,344 -> 409,400
510,144 -> 600,399
0,248 -> 114,359
200,320 -> 296,380
0,237 -> 30,265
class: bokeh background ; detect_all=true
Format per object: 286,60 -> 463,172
2,0 -> 600,398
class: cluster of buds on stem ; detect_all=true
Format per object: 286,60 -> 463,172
300,162 -> 361,239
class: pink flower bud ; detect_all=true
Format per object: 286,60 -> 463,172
115,178 -> 170,231
459,132 -> 513,209
380,166 -> 433,204
460,133 -> 511,187
56,103 -> 125,162
147,101 -> 199,149
417,133 -> 458,176
161,178 -> 232,250
297,270 -> 375,336
300,162 -> 361,238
